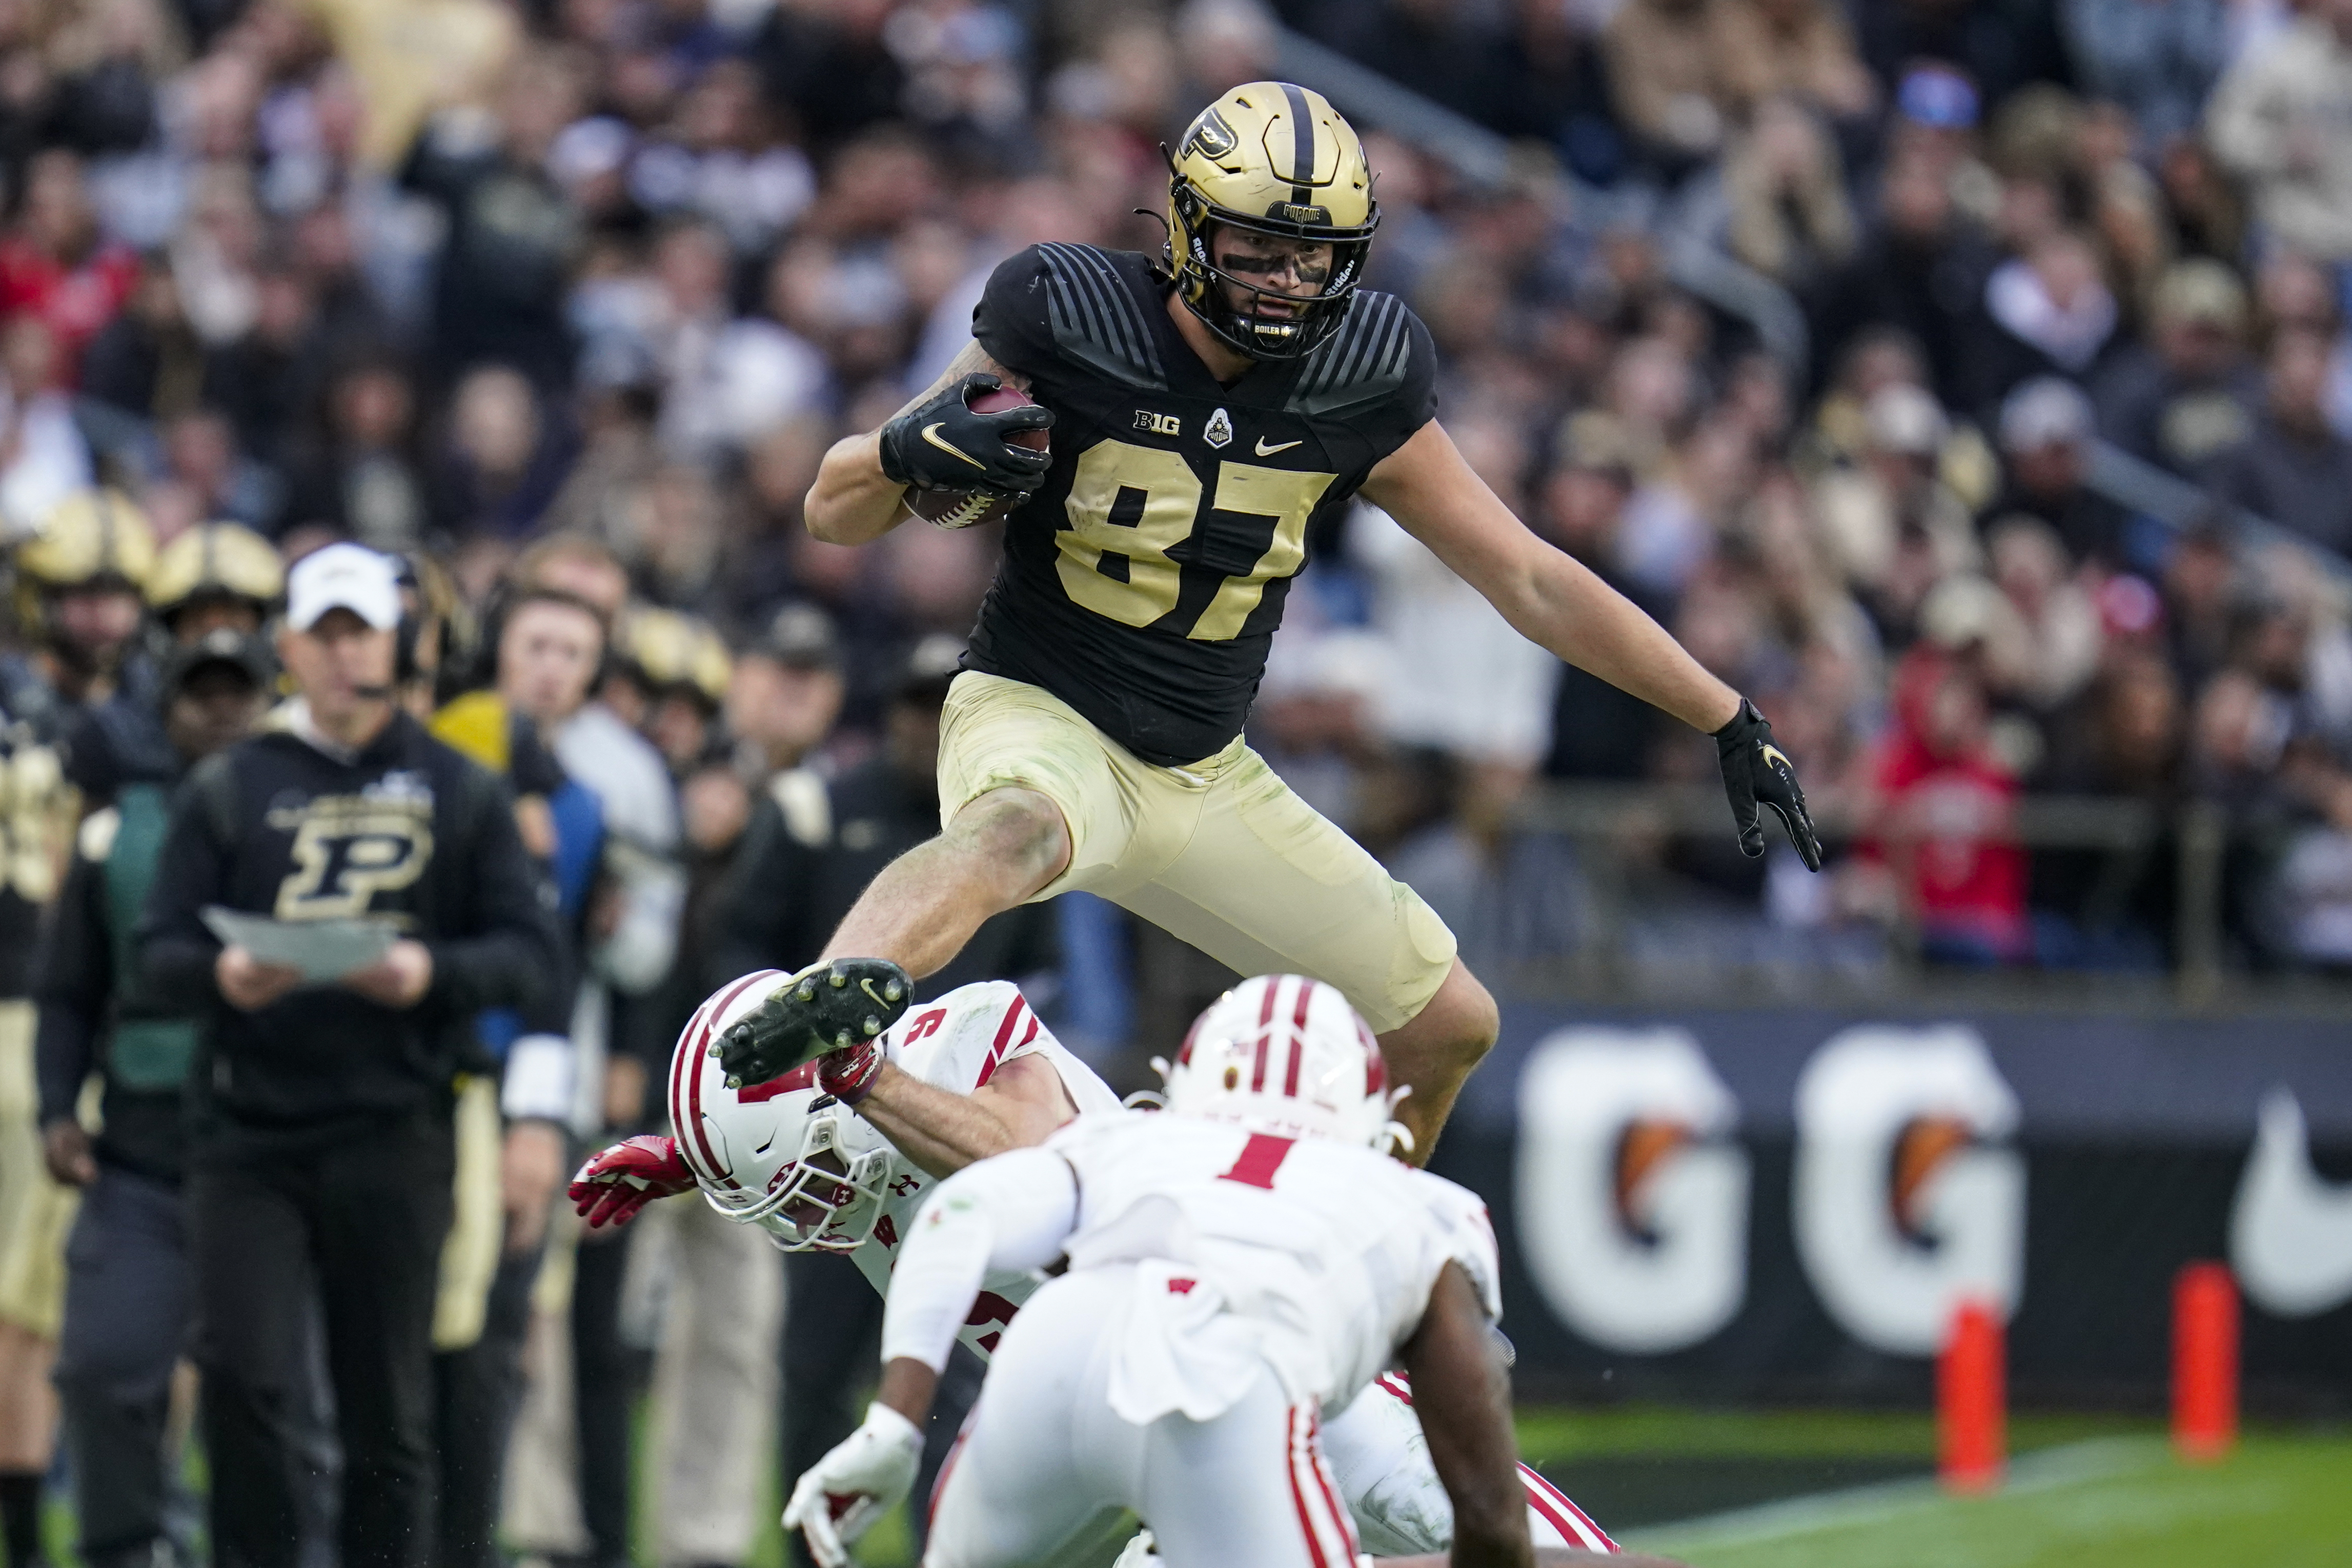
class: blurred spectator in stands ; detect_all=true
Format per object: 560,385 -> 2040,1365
1992,377 -> 2128,566
1858,0 -> 2074,113
1719,98 -> 1856,290
2063,0 -> 2229,151
1810,151 -> 1997,406
1604,0 -> 1734,174
2164,515 -> 2240,692
433,365 -> 573,543
1715,0 -> 1877,123
2207,329 -> 2352,555
1540,413 -> 1670,782
0,150 -> 136,378
79,256 -> 204,424
1859,645 -> 2031,963
402,47 -> 587,393
1812,382 -> 1982,643
1986,515 -> 2103,711
154,407 -> 276,534
2092,258 -> 2258,477
725,604 -> 845,784
283,351 -> 430,549
2031,651 -> 2183,965
202,264 -> 329,476
2207,0 -> 2352,264
0,319 -> 93,537
630,58 -> 814,257
1960,228 -> 2119,420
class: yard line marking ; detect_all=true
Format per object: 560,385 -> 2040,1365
1621,1436 -> 2164,1555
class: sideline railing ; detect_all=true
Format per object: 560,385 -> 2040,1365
1496,781 -> 2352,1014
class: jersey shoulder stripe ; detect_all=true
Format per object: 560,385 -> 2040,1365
1037,241 -> 1167,392
1287,290 -> 1414,416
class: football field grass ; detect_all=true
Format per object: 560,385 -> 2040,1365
47,1406 -> 2344,1567
1520,1409 -> 2352,1568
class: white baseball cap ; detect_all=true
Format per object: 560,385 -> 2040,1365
286,543 -> 401,632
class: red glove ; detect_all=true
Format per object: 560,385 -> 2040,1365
817,1041 -> 884,1106
569,1134 -> 697,1229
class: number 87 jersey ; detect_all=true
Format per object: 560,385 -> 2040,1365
962,241 -> 1437,769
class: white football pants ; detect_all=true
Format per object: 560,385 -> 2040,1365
924,1267 -> 1359,1568
923,1269 -> 1616,1567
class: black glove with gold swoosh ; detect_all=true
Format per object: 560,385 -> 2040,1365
878,373 -> 1055,497
1715,698 -> 1823,871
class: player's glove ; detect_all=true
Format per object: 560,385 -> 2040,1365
816,1040 -> 884,1106
878,373 -> 1054,497
1714,697 -> 1823,871
568,1135 -> 696,1230
783,1401 -> 922,1567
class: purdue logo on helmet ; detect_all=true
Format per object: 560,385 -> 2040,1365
1165,82 -> 1378,362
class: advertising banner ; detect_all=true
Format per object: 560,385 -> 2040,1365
1438,1004 -> 2352,1409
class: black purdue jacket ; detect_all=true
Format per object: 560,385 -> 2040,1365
138,709 -> 560,1163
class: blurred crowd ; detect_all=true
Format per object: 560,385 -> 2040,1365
3,3 -> 2352,981
0,2 -> 2350,1567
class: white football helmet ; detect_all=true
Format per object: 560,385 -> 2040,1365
1159,974 -> 1408,1152
666,969 -> 896,1251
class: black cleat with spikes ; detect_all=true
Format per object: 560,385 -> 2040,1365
716,958 -> 913,1088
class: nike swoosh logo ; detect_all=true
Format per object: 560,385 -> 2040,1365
921,423 -> 987,469
2232,1088 -> 2352,1316
1255,437 -> 1303,456
1759,744 -> 1791,771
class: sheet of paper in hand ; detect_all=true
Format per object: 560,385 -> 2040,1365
201,907 -> 398,982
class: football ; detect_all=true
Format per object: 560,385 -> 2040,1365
904,383 -> 1050,530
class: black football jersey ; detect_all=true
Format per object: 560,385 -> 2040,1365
965,243 -> 1436,766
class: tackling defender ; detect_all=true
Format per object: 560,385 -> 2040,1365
717,83 -> 1818,1157
781,977 -> 1682,1568
570,974 -> 1621,1561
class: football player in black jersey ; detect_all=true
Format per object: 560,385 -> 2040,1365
726,83 -> 1820,1159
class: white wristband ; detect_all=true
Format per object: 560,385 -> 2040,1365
501,1035 -> 576,1123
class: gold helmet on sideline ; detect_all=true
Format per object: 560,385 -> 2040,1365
1165,81 -> 1378,361
621,606 -> 732,709
146,522 -> 285,625
16,488 -> 155,592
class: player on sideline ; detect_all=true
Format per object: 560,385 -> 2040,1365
716,82 -> 1820,1157
569,971 -> 1622,1561
778,976 -> 1683,1568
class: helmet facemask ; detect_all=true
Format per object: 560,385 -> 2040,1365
703,1098 -> 893,1253
1168,188 -> 1377,362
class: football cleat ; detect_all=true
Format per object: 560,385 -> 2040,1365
715,957 -> 913,1087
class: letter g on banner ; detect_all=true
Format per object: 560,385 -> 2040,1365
1515,1028 -> 1748,1354
1793,1025 -> 2024,1356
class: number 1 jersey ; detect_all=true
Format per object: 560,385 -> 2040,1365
967,243 -> 1436,766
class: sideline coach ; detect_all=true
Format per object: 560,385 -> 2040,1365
138,545 -> 559,1568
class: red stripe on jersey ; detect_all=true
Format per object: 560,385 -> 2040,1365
1519,1463 -> 1615,1553
1219,1132 -> 1295,1189
1285,1406 -> 1333,1568
1250,979 -> 1279,1091
975,993 -> 1028,1088
1375,1372 -> 1414,1406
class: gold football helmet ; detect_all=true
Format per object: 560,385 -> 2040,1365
621,607 -> 731,708
1166,82 -> 1378,361
16,489 -> 155,591
146,522 -> 285,621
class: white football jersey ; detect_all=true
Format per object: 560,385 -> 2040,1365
846,981 -> 1124,1356
1040,1112 -> 1502,1424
